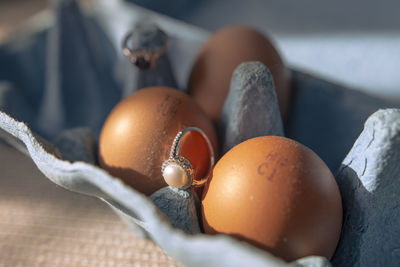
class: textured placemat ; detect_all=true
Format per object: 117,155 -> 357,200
0,142 -> 180,267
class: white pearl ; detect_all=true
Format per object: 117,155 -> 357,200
162,163 -> 190,189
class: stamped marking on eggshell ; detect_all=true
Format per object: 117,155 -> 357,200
156,94 -> 183,116
257,152 -> 288,181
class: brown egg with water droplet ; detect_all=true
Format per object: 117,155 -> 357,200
201,136 -> 342,262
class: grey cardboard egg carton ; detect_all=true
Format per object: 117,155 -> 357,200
0,0 -> 399,266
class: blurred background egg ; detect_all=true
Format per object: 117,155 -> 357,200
201,136 -> 342,261
98,86 -> 217,195
188,25 -> 291,123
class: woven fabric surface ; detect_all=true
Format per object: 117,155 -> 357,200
0,142 -> 180,267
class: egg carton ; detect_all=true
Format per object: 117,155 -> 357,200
0,0 -> 399,266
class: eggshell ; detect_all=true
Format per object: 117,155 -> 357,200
98,87 -> 217,195
188,25 -> 291,123
179,130 -> 213,181
201,136 -> 342,262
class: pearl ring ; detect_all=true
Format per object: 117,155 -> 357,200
161,127 -> 215,189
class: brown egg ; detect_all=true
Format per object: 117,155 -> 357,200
188,25 -> 291,123
201,136 -> 342,262
98,87 -> 217,195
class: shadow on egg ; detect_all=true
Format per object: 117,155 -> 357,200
201,217 -> 284,259
98,153 -> 161,196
